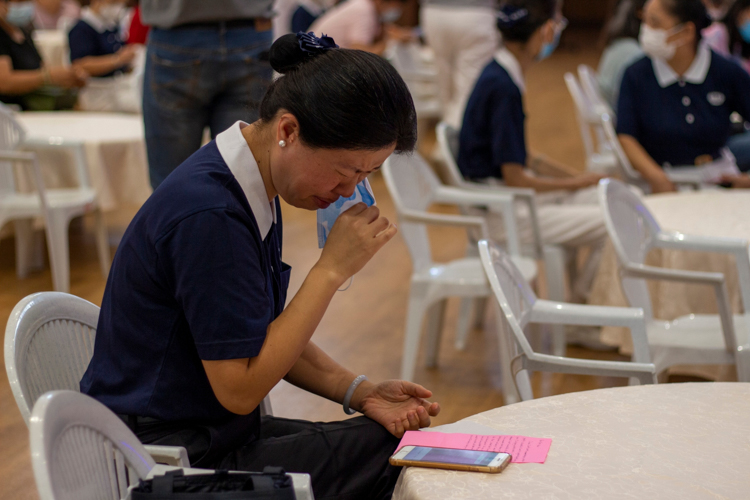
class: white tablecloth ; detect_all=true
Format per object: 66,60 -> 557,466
16,112 -> 152,212
589,190 -> 750,378
394,383 -> 750,499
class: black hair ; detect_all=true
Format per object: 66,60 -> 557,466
725,0 -> 750,59
260,33 -> 417,153
605,0 -> 648,44
660,0 -> 712,44
496,0 -> 557,43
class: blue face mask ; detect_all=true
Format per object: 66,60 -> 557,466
537,18 -> 566,61
740,20 -> 750,44
6,1 -> 35,27
317,178 -> 376,248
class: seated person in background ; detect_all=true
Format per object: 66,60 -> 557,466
33,0 -> 79,30
598,0 -> 646,109
617,0 -> 750,193
309,0 -> 413,54
0,0 -> 86,110
291,0 -> 331,33
68,0 -> 136,77
458,0 -> 608,300
80,32 -> 438,500
703,0 -> 750,74
125,1 -> 149,45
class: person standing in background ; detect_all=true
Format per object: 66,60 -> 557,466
33,0 -> 79,29
420,0 -> 500,129
141,0 -> 274,189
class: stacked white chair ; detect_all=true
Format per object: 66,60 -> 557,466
478,239 -> 657,401
563,71 -> 618,175
0,102 -> 110,292
598,178 -> 750,380
436,121 -> 575,356
382,152 -> 537,397
29,390 -> 314,500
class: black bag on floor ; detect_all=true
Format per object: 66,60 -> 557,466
131,467 -> 297,499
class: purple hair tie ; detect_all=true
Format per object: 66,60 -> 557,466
297,31 -> 339,55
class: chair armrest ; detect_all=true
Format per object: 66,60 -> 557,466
655,231 -> 749,254
530,299 -> 651,363
143,445 -> 190,467
400,209 -> 488,237
522,353 -> 657,385
432,186 -> 516,207
622,263 -> 724,285
22,137 -> 86,149
0,150 -> 35,163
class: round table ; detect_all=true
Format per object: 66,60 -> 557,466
16,112 -> 152,212
589,190 -> 750,379
394,383 -> 750,499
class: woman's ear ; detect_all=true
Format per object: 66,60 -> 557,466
276,113 -> 301,146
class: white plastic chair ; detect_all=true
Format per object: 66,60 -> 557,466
29,391 -> 314,500
563,72 -> 618,175
478,239 -> 657,401
598,178 -> 750,380
0,103 -> 110,292
382,152 -> 537,390
385,42 -> 442,120
436,121 -> 572,356
4,292 -> 188,466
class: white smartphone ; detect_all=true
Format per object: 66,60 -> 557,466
389,445 -> 512,473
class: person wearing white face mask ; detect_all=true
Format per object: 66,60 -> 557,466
309,0 -> 414,54
68,0 -> 136,77
459,0 -> 610,301
32,0 -> 80,30
617,0 -> 750,193
0,0 -> 87,110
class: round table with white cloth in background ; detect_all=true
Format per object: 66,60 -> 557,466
394,383 -> 750,500
16,112 -> 152,213
589,190 -> 750,380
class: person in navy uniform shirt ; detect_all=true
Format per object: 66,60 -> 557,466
617,0 -> 750,193
68,0 -> 136,77
80,33 -> 438,500
458,0 -> 609,300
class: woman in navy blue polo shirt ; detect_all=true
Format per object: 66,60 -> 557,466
617,0 -> 750,193
458,0 -> 609,299
80,33 -> 436,499
68,0 -> 136,77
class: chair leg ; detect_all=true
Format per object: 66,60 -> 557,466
454,298 -> 474,350
425,299 -> 447,368
44,211 -> 72,293
93,210 -> 111,278
544,245 -> 568,356
13,219 -> 36,279
401,285 -> 429,382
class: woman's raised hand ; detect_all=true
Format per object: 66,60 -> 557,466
315,202 -> 397,286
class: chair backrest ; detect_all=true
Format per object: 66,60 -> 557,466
435,122 -> 468,188
564,72 -> 597,162
0,102 -> 26,194
577,64 -> 614,117
598,178 -> 661,316
477,240 -> 538,400
598,110 -> 646,187
382,152 -> 440,271
5,292 -> 99,424
30,390 -> 157,500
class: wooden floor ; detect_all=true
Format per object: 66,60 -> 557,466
0,29 -> 642,499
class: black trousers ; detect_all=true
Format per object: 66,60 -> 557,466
128,415 -> 402,500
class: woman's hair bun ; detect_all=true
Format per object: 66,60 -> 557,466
269,33 -> 307,74
269,32 -> 340,74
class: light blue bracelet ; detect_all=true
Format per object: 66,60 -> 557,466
343,375 -> 368,415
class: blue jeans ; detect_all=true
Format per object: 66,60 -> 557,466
143,25 -> 273,189
727,130 -> 750,173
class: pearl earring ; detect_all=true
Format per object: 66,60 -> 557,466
279,140 -> 287,148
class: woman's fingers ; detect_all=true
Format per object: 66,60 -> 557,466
406,410 -> 420,430
416,405 -> 431,427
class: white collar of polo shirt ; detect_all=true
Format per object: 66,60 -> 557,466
652,40 -> 712,88
80,7 -> 119,33
216,121 -> 278,241
494,46 -> 526,94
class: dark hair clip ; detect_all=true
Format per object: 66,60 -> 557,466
297,31 -> 339,55
496,5 -> 529,28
